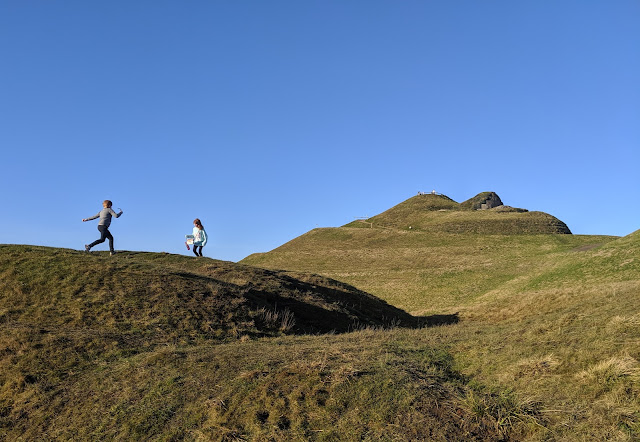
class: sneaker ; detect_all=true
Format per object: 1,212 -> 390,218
85,245 -> 90,252
110,251 -> 116,256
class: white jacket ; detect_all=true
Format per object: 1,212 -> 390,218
192,226 -> 208,246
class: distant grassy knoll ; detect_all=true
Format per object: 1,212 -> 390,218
342,193 -> 572,235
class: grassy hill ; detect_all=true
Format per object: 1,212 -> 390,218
244,192 -> 598,314
0,245 -> 418,340
241,194 -> 640,439
1,245 -> 518,440
2,192 -> 638,439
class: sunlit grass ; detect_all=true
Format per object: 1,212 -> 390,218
242,227 -> 640,439
2,228 -> 638,439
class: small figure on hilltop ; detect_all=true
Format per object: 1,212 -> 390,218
83,200 -> 123,256
191,218 -> 208,257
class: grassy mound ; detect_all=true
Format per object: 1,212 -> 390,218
0,246 -> 418,342
343,192 -> 571,234
0,245 -> 523,440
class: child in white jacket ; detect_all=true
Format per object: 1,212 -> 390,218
192,218 -> 208,257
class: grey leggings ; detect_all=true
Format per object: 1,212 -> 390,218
89,225 -> 114,252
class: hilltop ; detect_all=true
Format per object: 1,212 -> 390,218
343,192 -> 572,234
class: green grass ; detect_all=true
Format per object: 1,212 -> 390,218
2,197 -> 638,439
241,199 -> 639,440
245,230 -> 640,439
0,245 -> 417,341
3,327 -> 527,440
1,245 -> 522,440
342,193 -> 572,234
243,228 -> 615,315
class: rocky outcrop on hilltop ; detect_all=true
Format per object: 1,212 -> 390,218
461,192 -> 504,210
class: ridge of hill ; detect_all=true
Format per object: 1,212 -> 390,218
344,192 -> 572,234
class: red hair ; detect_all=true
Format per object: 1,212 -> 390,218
194,218 -> 204,230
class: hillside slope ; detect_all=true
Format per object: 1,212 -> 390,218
242,192 -> 614,315
0,246 -> 418,341
244,228 -> 616,315
245,219 -> 640,440
441,229 -> 640,438
1,226 -> 638,439
0,245 -> 515,440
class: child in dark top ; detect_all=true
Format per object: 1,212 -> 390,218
83,200 -> 123,255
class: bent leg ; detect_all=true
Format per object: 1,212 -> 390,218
89,225 -> 108,249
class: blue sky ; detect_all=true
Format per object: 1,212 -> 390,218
1,1 -> 638,262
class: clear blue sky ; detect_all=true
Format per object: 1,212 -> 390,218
1,1 -> 638,262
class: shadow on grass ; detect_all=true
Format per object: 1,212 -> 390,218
243,284 -> 460,335
166,265 -> 463,336
416,312 -> 460,328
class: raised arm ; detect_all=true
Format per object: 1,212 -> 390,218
83,212 -> 100,222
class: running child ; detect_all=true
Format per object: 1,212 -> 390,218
83,200 -> 123,255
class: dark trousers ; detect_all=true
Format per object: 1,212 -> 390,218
193,245 -> 203,257
89,225 -> 114,252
